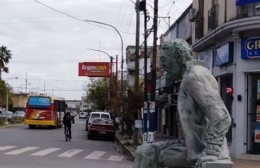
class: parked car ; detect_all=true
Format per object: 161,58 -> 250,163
87,118 -> 115,140
79,112 -> 88,119
13,111 -> 25,118
85,111 -> 111,131
0,111 -> 13,120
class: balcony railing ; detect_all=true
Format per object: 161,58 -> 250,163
195,16 -> 203,40
237,3 -> 260,18
208,5 -> 218,32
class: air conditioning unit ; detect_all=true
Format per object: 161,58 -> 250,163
189,8 -> 199,22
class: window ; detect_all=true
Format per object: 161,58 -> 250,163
91,113 -> 100,119
101,114 -> 110,119
28,96 -> 51,107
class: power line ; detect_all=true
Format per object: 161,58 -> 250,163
33,0 -> 133,35
129,0 -> 135,5
16,77 -> 87,82
33,0 -> 85,22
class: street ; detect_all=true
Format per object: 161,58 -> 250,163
0,118 -> 133,168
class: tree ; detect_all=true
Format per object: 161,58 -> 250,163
0,45 -> 12,79
85,78 -> 110,111
0,79 -> 13,109
0,79 -> 7,107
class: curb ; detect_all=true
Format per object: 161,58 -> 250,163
115,136 -> 136,161
0,123 -> 24,128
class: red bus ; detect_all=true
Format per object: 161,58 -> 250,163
24,94 -> 66,128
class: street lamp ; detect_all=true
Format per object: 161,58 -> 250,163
5,77 -> 18,124
86,48 -> 114,100
84,20 -> 124,105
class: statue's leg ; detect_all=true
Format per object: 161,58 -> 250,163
159,144 -> 194,168
132,142 -> 170,168
132,144 -> 158,168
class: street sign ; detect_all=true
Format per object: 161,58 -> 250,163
147,131 -> 154,143
226,87 -> 234,95
150,101 -> 155,113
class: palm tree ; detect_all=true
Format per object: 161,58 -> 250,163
0,45 -> 12,79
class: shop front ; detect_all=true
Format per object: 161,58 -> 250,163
247,74 -> 260,154
240,36 -> 260,154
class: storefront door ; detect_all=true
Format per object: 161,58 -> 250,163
220,75 -> 233,143
247,74 -> 260,154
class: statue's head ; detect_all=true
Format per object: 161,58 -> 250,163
160,39 -> 194,80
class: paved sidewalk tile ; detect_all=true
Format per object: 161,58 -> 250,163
233,159 -> 260,168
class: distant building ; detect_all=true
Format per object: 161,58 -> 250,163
65,100 -> 81,114
126,45 -> 153,90
11,93 -> 28,111
80,96 -> 92,111
190,0 -> 260,159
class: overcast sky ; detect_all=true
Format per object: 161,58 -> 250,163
0,0 -> 191,100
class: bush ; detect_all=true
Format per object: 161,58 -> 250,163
0,117 -> 24,127
0,118 -> 5,126
9,117 -> 24,124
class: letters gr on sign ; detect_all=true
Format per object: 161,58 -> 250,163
241,37 -> 260,60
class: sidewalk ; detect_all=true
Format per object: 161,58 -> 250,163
115,132 -> 260,168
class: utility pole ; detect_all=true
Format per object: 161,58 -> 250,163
139,0 -> 148,143
149,0 -> 158,143
134,0 -> 140,146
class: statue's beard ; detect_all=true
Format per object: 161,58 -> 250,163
166,72 -> 181,83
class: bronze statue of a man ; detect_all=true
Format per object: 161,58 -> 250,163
133,39 -> 232,168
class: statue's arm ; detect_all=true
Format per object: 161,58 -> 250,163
186,70 -> 230,122
186,69 -> 231,158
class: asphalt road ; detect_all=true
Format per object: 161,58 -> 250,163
0,118 -> 133,168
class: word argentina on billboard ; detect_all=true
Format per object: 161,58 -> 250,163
78,62 -> 110,77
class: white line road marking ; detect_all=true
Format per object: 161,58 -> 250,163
4,147 -> 38,155
0,146 -> 16,151
107,155 -> 124,162
84,151 -> 106,160
31,148 -> 61,156
58,149 -> 83,158
1,146 -> 123,162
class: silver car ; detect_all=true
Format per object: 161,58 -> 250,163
13,111 -> 25,118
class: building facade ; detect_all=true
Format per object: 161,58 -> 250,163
157,4 -> 192,139
65,100 -> 81,115
191,0 -> 260,158
126,45 -> 153,90
11,93 -> 28,111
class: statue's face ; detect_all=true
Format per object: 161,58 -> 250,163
160,50 -> 172,73
160,49 -> 182,80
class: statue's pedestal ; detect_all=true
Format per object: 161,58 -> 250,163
202,160 -> 233,168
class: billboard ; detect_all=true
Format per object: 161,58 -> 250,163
236,0 -> 260,5
78,62 -> 110,77
215,42 -> 233,67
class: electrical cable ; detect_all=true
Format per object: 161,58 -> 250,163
33,0 -> 135,35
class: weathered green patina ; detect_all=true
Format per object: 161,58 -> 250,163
133,39 -> 232,168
